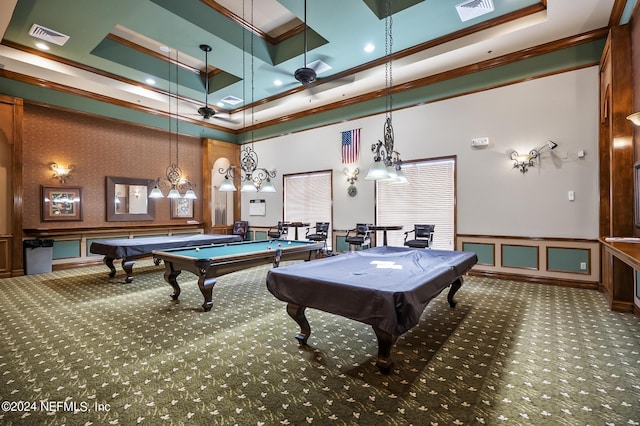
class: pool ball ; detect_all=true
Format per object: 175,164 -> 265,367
195,248 -> 200,252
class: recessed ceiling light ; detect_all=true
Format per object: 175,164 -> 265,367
145,78 -> 156,85
364,43 -> 375,53
159,46 -> 170,53
274,79 -> 283,86
35,42 -> 49,50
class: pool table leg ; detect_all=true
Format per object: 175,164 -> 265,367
122,258 -> 135,283
373,327 -> 397,374
447,277 -> 463,308
197,276 -> 217,312
286,303 -> 311,345
104,257 -> 117,278
162,265 -> 182,302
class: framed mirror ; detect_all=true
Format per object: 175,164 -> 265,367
106,176 -> 155,221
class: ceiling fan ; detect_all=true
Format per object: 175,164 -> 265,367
197,44 -> 216,119
272,0 -> 353,93
294,0 -> 317,86
194,44 -> 240,124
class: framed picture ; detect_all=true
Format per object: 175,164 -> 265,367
41,185 -> 83,221
171,198 -> 194,219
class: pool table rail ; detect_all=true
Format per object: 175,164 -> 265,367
153,239 -> 324,311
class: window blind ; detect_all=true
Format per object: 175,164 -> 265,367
376,158 -> 455,249
284,170 -> 333,247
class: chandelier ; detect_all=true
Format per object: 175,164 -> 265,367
150,48 -> 196,199
218,145 -> 276,192
365,0 -> 407,184
218,0 -> 276,193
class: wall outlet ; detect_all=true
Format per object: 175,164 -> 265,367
471,137 -> 489,147
580,262 -> 587,270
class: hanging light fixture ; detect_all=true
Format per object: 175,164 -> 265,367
365,0 -> 406,184
150,48 -> 197,199
218,0 -> 276,193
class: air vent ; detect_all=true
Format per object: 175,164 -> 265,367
28,23 -> 70,46
307,59 -> 331,75
455,0 -> 494,22
220,95 -> 243,106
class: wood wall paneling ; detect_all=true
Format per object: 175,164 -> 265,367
0,94 -> 24,275
203,138 -> 240,234
600,26 -> 634,238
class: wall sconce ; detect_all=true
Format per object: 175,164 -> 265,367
628,112 -> 640,126
510,140 -> 558,173
50,163 -> 75,183
344,167 -> 359,197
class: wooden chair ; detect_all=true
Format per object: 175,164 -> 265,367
403,224 -> 435,249
345,223 -> 371,251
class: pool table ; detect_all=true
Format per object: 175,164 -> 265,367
153,239 -> 324,311
90,233 -> 241,282
266,246 -> 478,373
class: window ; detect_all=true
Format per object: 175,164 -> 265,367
283,170 -> 333,247
376,157 -> 455,249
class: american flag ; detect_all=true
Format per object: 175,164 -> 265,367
341,129 -> 360,164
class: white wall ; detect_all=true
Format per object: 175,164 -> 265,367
244,66 -> 600,239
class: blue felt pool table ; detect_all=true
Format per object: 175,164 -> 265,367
90,233 -> 242,282
266,246 -> 478,373
152,239 -> 324,311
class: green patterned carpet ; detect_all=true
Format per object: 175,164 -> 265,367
0,259 -> 638,425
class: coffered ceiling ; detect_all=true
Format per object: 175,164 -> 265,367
0,0 -> 630,141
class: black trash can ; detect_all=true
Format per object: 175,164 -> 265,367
23,239 -> 54,275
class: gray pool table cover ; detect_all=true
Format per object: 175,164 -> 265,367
90,233 -> 242,259
266,246 -> 478,336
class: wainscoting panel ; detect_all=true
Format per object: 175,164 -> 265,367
52,239 -> 81,260
0,237 -> 10,277
458,235 -> 599,287
502,245 -> 538,270
547,247 -> 590,274
254,230 -> 268,241
461,242 -> 495,266
335,235 -> 350,252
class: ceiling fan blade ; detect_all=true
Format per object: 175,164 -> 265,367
213,114 -> 240,124
307,74 -> 355,97
271,67 -> 293,78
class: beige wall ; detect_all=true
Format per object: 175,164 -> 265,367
250,68 -> 600,239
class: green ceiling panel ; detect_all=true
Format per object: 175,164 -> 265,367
251,38 -> 606,141
363,0 -> 426,19
0,76 -> 235,143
